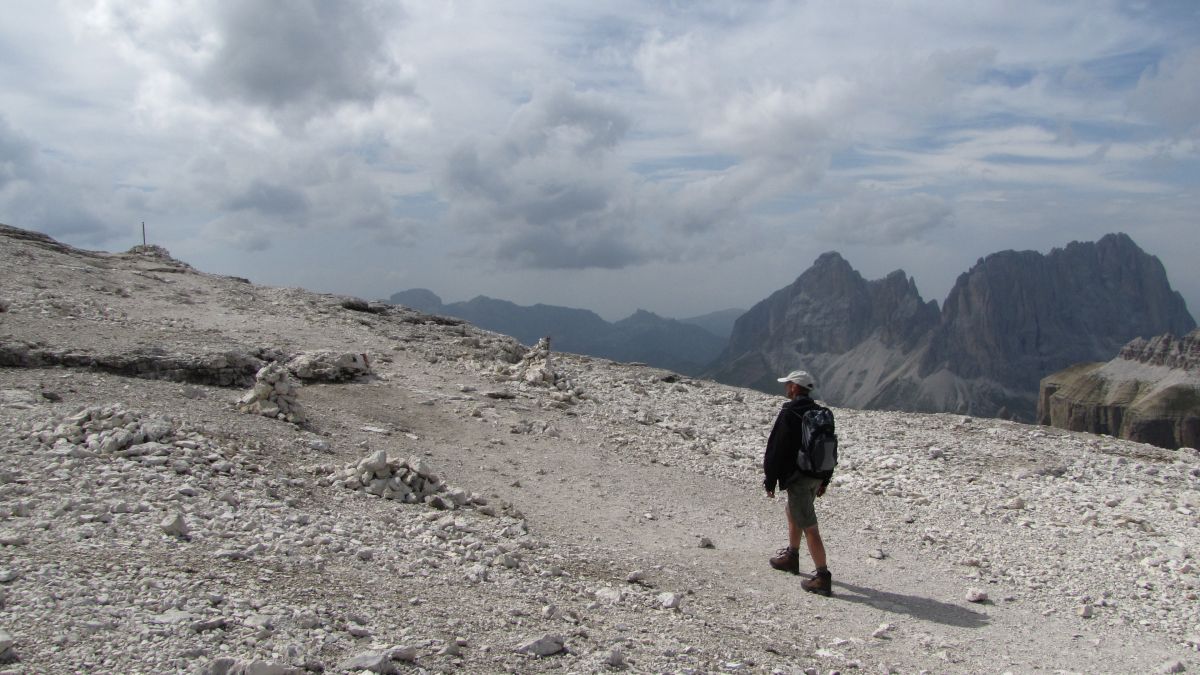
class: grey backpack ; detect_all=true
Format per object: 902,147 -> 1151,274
796,406 -> 838,476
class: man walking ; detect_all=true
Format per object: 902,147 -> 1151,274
763,369 -> 833,596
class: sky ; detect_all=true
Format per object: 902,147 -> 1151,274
1,1 -> 1198,322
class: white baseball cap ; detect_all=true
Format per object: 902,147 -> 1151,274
777,369 -> 815,389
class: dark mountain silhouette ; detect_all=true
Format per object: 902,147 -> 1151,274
388,291 -> 725,376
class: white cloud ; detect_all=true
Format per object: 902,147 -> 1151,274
819,188 -> 953,245
439,84 -> 645,269
0,1 -> 1196,317
1132,47 -> 1200,138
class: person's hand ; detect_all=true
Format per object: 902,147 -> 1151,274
816,483 -> 827,498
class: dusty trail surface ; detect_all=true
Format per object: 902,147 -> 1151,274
0,223 -> 1197,673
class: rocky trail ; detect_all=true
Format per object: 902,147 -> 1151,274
0,223 -> 1197,673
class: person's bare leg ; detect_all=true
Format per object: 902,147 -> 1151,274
787,506 -> 802,549
804,524 -> 826,569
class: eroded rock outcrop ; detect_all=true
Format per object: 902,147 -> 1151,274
0,341 -> 265,387
285,350 -> 372,382
1038,330 -> 1200,449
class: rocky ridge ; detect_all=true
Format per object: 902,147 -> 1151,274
710,234 -> 1196,421
390,290 -> 726,377
1040,329 -> 1200,449
0,222 -> 1198,674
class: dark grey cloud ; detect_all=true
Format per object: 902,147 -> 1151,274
0,115 -> 37,189
200,0 -> 406,113
222,180 -> 309,218
494,229 -> 643,269
0,115 -> 110,241
4,183 -> 112,241
200,158 -> 419,252
440,85 -> 645,269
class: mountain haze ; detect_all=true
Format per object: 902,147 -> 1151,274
678,308 -> 746,340
709,234 -> 1196,420
388,290 -> 726,376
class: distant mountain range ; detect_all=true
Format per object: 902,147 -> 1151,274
391,233 -> 1194,423
706,233 -> 1196,421
389,289 -> 736,376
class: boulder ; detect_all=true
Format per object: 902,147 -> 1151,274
516,634 -> 565,657
336,650 -> 396,673
286,351 -> 372,382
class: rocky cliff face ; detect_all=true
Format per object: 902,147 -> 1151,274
923,233 -> 1196,395
707,252 -> 940,397
709,234 -> 1196,420
1038,330 -> 1200,449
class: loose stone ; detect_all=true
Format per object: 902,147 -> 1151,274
517,634 -> 566,657
965,589 -> 989,603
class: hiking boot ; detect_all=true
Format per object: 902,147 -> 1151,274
769,547 -> 799,574
801,567 -> 832,596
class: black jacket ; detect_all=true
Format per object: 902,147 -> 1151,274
762,395 -> 822,493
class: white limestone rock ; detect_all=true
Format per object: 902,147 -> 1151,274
657,592 -> 683,609
160,512 -> 189,539
286,350 -> 372,383
595,587 -> 623,604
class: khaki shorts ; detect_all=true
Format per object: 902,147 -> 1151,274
785,475 -> 824,529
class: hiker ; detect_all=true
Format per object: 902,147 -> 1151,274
763,369 -> 833,595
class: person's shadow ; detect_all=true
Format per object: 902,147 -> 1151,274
816,575 -> 991,628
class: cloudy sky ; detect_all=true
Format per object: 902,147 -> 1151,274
2,1 -> 1198,321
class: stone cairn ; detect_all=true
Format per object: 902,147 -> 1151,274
506,337 -> 585,405
323,450 -> 487,512
237,362 -> 306,424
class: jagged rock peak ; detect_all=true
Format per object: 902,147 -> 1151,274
1119,329 -> 1200,371
812,250 -> 851,267
710,251 -> 938,395
930,231 -> 1195,395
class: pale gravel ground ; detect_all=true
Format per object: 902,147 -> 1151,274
0,225 -> 1198,674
